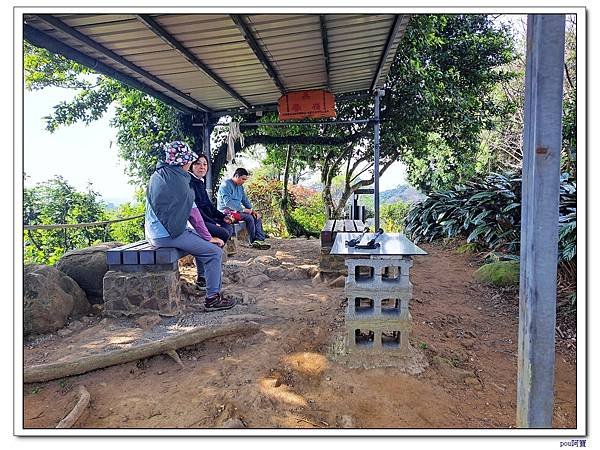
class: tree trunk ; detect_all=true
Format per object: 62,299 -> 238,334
281,145 -> 294,234
24,321 -> 260,383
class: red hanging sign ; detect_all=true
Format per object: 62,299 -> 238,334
277,90 -> 336,121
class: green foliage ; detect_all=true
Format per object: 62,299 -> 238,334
244,174 -> 324,237
384,15 -> 516,192
24,41 -> 96,91
244,175 -> 287,236
473,261 -> 520,287
404,171 -> 577,263
380,201 -> 412,233
107,201 -> 145,244
290,193 -> 327,235
24,176 -> 109,264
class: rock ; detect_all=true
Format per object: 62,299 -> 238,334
265,266 -> 288,280
221,418 -> 245,428
306,266 -> 320,278
56,242 -> 123,305
464,376 -> 483,390
245,274 -> 271,288
284,268 -> 309,280
57,328 -> 72,337
179,255 -> 195,267
135,314 -> 162,329
67,320 -> 84,331
24,264 -> 89,336
328,275 -> 346,288
253,255 -> 280,266
461,338 -> 475,349
473,261 -> 520,287
338,414 -> 355,428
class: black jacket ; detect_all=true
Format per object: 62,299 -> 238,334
189,174 -> 226,225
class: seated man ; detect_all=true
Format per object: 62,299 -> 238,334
145,140 -> 235,311
216,167 -> 270,250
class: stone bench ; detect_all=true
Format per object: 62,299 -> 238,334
103,240 -> 190,317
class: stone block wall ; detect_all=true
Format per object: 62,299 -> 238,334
103,268 -> 182,317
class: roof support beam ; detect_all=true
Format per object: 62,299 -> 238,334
230,14 -> 287,95
371,14 -> 404,91
32,14 -> 212,112
319,15 -> 332,91
24,25 -> 199,115
136,14 -> 252,109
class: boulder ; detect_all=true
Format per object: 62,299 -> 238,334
56,241 -> 123,304
24,264 -> 90,336
473,261 -> 520,287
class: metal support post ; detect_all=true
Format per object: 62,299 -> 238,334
517,14 -> 565,428
374,90 -> 383,230
203,112 -> 214,196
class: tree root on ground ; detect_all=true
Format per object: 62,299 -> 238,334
25,321 -> 260,383
56,385 -> 90,428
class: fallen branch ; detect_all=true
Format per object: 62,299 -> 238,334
25,321 -> 260,383
56,385 -> 90,428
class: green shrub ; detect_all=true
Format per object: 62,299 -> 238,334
380,201 -> 411,233
245,174 -> 325,237
290,193 -> 327,234
404,171 -> 576,263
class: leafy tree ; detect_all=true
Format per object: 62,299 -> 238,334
24,176 -> 109,264
107,201 -> 145,244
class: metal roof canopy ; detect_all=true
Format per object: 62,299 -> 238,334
24,13 -> 411,118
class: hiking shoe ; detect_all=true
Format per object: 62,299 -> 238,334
256,240 -> 271,250
195,277 -> 207,291
251,241 -> 263,249
205,293 -> 237,311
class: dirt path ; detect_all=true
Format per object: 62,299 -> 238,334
23,238 -> 577,429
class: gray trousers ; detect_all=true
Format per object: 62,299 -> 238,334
148,229 -> 222,297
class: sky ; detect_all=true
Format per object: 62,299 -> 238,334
24,86 -> 138,204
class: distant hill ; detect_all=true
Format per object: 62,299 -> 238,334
379,185 -> 426,204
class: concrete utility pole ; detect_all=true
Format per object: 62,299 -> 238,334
517,14 -> 566,428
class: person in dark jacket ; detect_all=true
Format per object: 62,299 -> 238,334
145,141 -> 236,311
189,155 -> 234,244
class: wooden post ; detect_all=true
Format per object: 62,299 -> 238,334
517,14 -> 565,428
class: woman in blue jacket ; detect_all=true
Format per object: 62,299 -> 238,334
145,141 -> 236,311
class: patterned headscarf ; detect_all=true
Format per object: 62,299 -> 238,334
164,141 -> 198,166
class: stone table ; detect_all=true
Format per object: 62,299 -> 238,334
330,232 -> 427,359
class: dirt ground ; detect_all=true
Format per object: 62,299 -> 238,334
22,238 -> 577,430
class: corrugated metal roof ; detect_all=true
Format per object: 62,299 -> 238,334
23,13 -> 410,114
